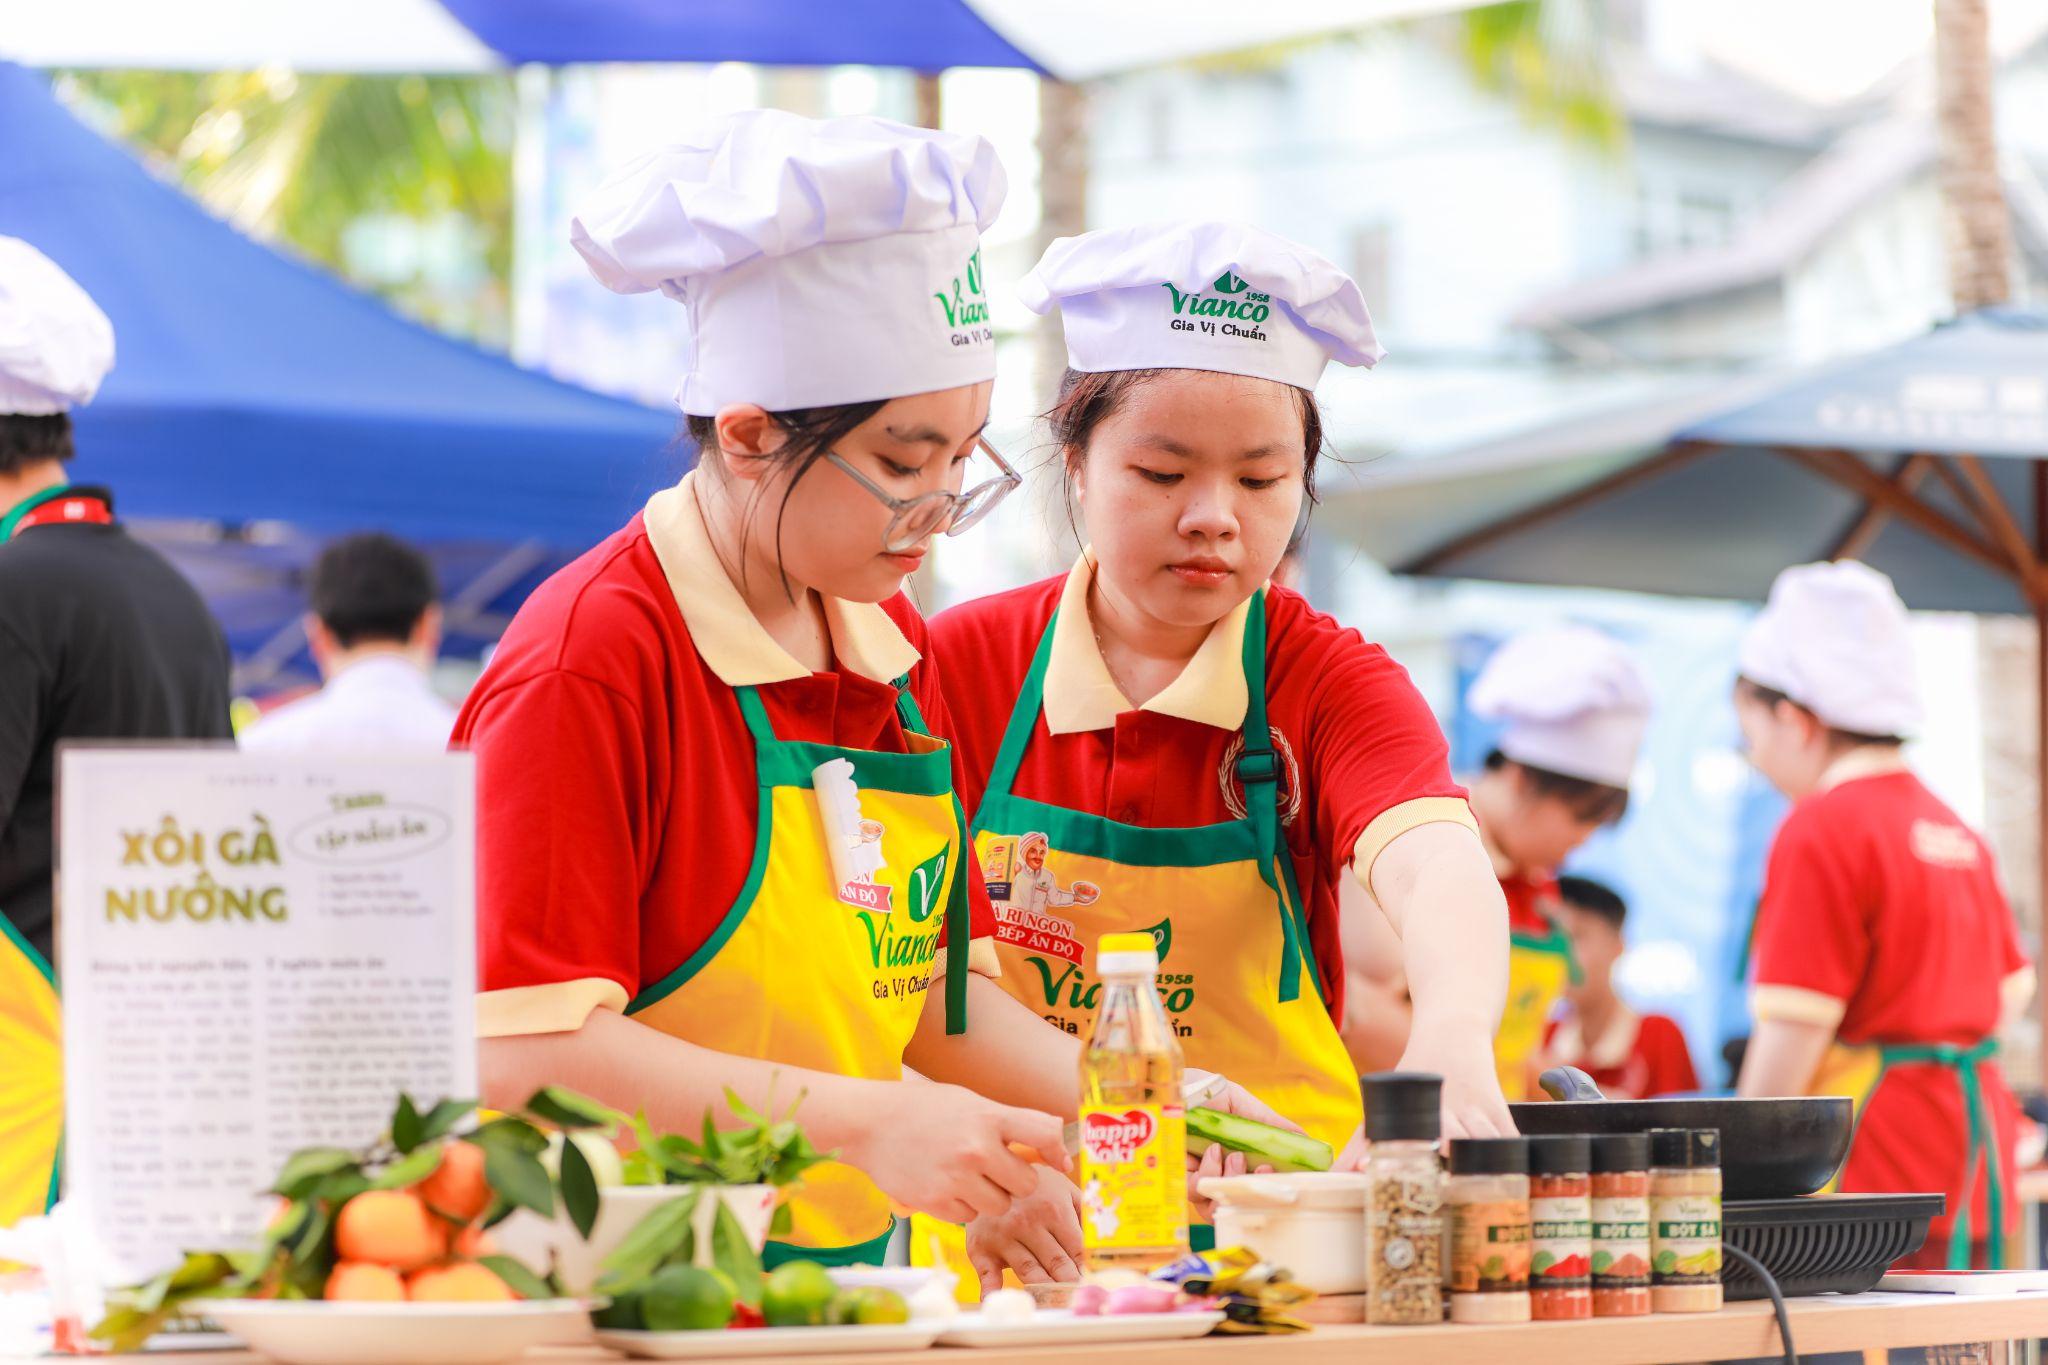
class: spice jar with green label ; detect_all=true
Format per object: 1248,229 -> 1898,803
1649,1128 -> 1723,1314
1527,1134 -> 1593,1320
1590,1132 -> 1652,1317
1362,1072 -> 1444,1325
1447,1137 -> 1531,1324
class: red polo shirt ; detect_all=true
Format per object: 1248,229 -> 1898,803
931,567 -> 1473,1017
1751,758 -> 2031,1257
459,480 -> 996,1037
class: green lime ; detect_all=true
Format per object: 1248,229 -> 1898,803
761,1261 -> 837,1328
640,1265 -> 735,1332
828,1287 -> 910,1326
590,1290 -> 644,1331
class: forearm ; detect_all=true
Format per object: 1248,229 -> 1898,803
1369,826 -> 1508,1039
1737,1017 -> 1835,1098
480,1007 -> 887,1155
1340,970 -> 1413,1073
907,973 -> 1082,1120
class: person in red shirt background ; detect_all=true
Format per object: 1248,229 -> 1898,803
1542,875 -> 1700,1099
1736,560 -> 2034,1269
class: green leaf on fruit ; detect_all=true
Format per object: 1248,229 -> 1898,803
417,1099 -> 478,1143
526,1086 -> 624,1133
393,1094 -> 424,1153
711,1200 -> 763,1308
597,1189 -> 701,1296
269,1146 -> 357,1199
371,1142 -> 444,1190
479,1255 -> 554,1301
560,1132 -> 601,1241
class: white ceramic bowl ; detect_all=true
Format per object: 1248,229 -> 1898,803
493,1184 -> 776,1295
204,1299 -> 589,1365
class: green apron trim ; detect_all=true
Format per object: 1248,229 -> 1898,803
0,482 -> 72,542
1510,923 -> 1581,987
764,1218 -> 897,1270
628,679 -> 968,1037
974,591 -> 1320,1006
1873,1038 -> 2005,1269
0,906 -> 55,985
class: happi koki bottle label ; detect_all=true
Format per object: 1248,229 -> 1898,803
1078,1103 -> 1188,1253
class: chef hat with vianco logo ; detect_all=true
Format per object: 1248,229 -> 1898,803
570,109 -> 1006,415
1019,220 -> 1383,391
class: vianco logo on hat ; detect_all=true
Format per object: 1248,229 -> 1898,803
1020,219 -> 1383,391
569,109 -> 1007,415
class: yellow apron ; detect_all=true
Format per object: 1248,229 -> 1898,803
0,913 -> 60,1232
917,591 -> 1359,1294
628,679 -> 971,1266
1496,922 -> 1574,1103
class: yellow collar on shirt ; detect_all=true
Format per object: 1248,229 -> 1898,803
1042,551 -> 1255,735
1815,745 -> 1912,793
642,471 -> 921,688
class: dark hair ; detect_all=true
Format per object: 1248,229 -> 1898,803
0,413 -> 74,476
1556,874 -> 1627,930
1484,748 -> 1631,826
309,532 -> 439,648
1044,367 -> 1327,501
1733,676 -> 1903,749
685,400 -> 887,597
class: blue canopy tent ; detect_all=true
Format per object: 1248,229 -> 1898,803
0,61 -> 681,686
1323,306 -> 2048,1054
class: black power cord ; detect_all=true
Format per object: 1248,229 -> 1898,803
1722,1243 -> 1798,1365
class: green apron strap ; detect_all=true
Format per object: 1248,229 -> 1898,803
1236,591 -> 1317,1007
892,673 -> 968,1037
1875,1039 -> 2005,1268
978,615 -> 1057,822
734,684 -> 779,753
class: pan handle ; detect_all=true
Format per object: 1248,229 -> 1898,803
1538,1066 -> 1608,1103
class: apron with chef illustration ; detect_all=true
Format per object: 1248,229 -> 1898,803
626,679 -> 970,1266
1810,1040 -> 2013,1268
0,914 -> 61,1233
1496,924 -> 1575,1103
915,590 -> 1360,1294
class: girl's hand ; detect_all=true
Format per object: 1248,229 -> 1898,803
964,1165 -> 1084,1293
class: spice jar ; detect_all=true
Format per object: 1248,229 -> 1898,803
1589,1133 -> 1652,1317
1446,1137 -> 1530,1324
1649,1128 -> 1723,1313
1527,1134 -> 1593,1320
1361,1072 -> 1444,1325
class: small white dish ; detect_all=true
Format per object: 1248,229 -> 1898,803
594,1321 -> 943,1358
935,1307 -> 1224,1347
826,1266 -> 939,1297
203,1298 -> 589,1365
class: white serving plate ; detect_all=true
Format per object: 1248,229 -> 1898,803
935,1308 -> 1224,1348
595,1321 -> 943,1358
203,1298 -> 589,1365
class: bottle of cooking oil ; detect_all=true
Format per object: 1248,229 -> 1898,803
1078,931 -> 1189,1273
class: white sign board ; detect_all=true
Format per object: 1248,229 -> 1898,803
57,749 -> 476,1283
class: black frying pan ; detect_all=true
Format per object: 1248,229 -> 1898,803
1509,1067 -> 1853,1200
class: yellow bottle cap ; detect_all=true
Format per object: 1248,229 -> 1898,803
1099,932 -> 1154,954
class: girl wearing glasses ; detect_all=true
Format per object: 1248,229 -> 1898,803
452,111 -> 1072,1267
934,221 -> 1518,1275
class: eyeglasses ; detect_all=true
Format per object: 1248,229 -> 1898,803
827,437 -> 1023,554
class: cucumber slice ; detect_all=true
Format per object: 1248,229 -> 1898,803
1185,1107 -> 1333,1173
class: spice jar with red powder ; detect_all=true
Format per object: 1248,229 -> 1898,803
1589,1133 -> 1653,1317
1527,1134 -> 1593,1321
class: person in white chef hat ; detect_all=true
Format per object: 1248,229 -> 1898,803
929,220 -> 1515,1288
1735,560 -> 2032,1270
0,237 -> 234,1231
457,110 -> 1081,1269
1341,625 -> 1652,1103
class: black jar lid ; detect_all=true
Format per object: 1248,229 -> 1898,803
1449,1137 -> 1529,1175
1649,1127 -> 1721,1168
1590,1132 -> 1650,1173
1527,1133 -> 1591,1175
1360,1071 -> 1442,1143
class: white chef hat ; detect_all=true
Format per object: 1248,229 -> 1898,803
0,237 -> 115,416
570,109 -> 1006,416
1469,626 -> 1653,790
1019,220 -> 1383,392
1738,560 -> 1920,737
